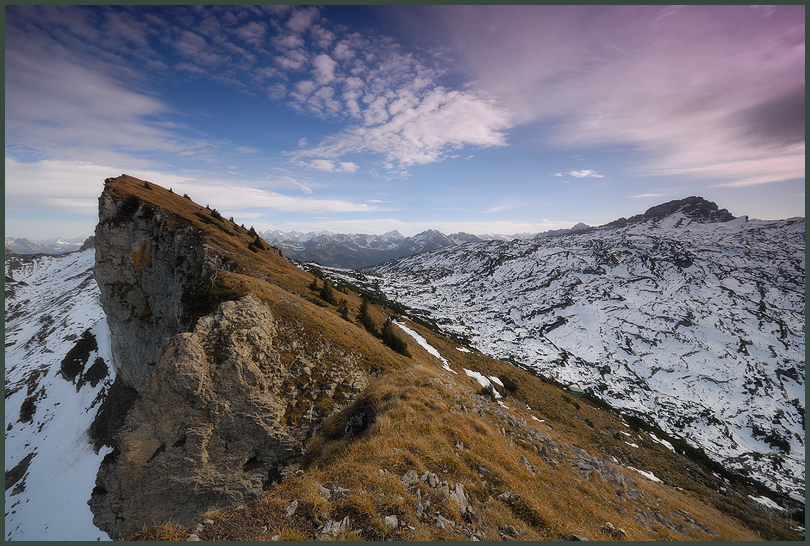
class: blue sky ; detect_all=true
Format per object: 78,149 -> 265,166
5,5 -> 805,239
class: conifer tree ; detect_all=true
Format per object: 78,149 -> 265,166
381,317 -> 411,357
356,297 -> 378,336
337,298 -> 350,320
319,280 -> 335,304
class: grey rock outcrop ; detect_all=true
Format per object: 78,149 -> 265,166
89,294 -> 370,538
94,184 -> 222,389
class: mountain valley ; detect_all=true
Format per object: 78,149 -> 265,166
4,177 -> 805,541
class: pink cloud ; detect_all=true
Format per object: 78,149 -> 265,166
429,5 -> 804,186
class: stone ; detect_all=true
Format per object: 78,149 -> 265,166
569,534 -> 589,541
450,483 -> 471,513
421,471 -> 439,488
285,500 -> 298,517
402,469 -> 419,486
320,516 -> 351,537
384,515 -> 398,529
187,534 -> 201,541
331,486 -> 350,500
497,491 -> 518,503
88,291 -> 370,538
504,525 -> 519,537
435,514 -> 455,530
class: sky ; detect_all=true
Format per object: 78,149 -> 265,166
5,5 -> 805,239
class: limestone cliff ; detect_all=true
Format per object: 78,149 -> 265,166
95,180 -> 211,389
89,294 -> 369,538
89,176 -> 375,538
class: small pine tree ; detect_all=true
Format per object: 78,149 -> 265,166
381,317 -> 411,357
248,226 -> 257,237
356,297 -> 378,336
337,298 -> 350,321
319,280 -> 335,305
309,278 -> 319,291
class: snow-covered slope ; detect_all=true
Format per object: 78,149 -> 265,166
5,248 -> 114,540
369,211 -> 805,500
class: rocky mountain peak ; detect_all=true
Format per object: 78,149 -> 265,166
642,196 -> 735,222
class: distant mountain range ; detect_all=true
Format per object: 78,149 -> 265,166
5,236 -> 92,255
261,223 -> 591,269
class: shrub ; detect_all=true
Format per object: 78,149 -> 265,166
498,374 -> 518,394
319,280 -> 335,304
337,299 -> 350,321
381,318 -> 411,357
211,208 -> 223,221
248,235 -> 266,253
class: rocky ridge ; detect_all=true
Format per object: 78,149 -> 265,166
88,176 -> 380,538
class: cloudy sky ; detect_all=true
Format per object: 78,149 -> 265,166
5,5 -> 805,239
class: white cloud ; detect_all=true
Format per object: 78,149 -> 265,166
628,192 -> 670,199
286,7 -> 319,34
333,42 -> 355,61
312,53 -> 338,85
4,158 -> 379,236
568,169 -> 604,178
294,159 -> 359,173
5,44 -> 204,166
296,87 -> 511,168
235,21 -> 267,46
483,204 -> 520,213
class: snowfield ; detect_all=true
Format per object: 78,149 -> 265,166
5,248 -> 114,540
370,213 -> 805,499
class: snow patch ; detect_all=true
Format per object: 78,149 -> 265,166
748,495 -> 785,512
463,369 -> 502,398
627,466 -> 662,483
392,321 -> 457,374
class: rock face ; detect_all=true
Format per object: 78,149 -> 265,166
89,293 -> 369,538
90,178 -> 372,538
94,183 -> 220,389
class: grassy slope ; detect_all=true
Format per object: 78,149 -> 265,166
105,176 -> 799,541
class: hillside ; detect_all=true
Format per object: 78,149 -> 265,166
5,177 -> 803,541
366,198 -> 805,502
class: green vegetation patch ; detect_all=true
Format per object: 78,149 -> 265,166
193,211 -> 235,236
181,272 -> 247,322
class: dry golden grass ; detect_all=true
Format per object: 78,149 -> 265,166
110,176 -> 801,542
